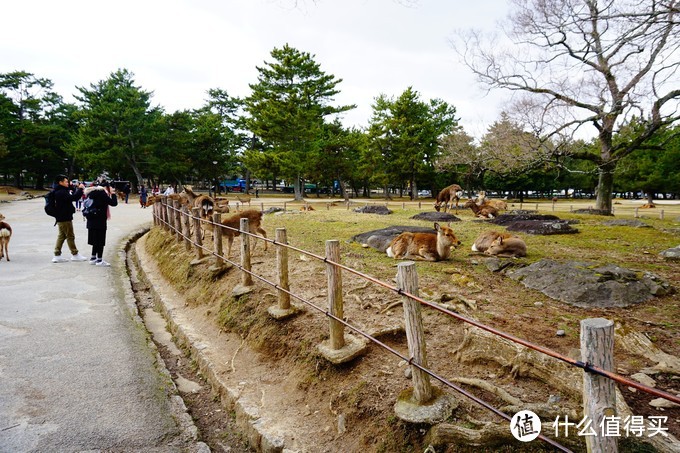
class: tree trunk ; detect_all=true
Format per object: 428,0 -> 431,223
595,162 -> 615,213
293,176 -> 303,201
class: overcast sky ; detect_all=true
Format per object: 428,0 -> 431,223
2,0 -> 510,139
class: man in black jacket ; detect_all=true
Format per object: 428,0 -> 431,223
51,175 -> 88,263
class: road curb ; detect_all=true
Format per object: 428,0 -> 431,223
129,232 -> 285,453
121,227 -> 210,453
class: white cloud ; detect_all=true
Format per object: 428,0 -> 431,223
1,0 -> 510,137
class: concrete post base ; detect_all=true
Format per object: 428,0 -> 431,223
394,387 -> 458,424
317,334 -> 368,365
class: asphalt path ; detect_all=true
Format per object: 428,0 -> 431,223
0,197 -> 204,452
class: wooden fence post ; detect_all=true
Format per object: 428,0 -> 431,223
173,200 -> 182,242
212,212 -> 223,269
276,228 -> 290,309
397,262 -> 432,403
580,318 -> 617,453
268,228 -> 298,319
394,261 -> 455,424
191,207 -> 204,259
162,197 -> 170,231
635,207 -> 639,218
240,217 -> 253,287
317,239 -> 367,364
166,198 -> 174,232
660,209 -> 664,220
152,199 -> 158,226
326,239 -> 344,350
182,205 -> 191,251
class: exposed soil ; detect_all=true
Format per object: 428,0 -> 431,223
129,213 -> 680,452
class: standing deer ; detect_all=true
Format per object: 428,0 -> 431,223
386,223 -> 461,261
219,209 -> 267,256
434,184 -> 464,212
0,213 -> 12,262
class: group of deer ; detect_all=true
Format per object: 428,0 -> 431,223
386,184 -> 524,261
155,186 -> 267,257
385,224 -> 526,261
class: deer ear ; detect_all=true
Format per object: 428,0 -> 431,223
434,222 -> 440,231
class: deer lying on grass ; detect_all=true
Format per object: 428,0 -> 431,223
386,222 -> 461,261
474,191 -> 508,211
471,230 -> 515,253
434,184 -> 464,212
463,199 -> 498,219
0,213 -> 12,262
220,209 -> 267,256
484,235 -> 527,258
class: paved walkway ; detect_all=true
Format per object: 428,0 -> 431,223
0,197 -> 204,452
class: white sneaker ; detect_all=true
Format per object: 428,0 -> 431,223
71,253 -> 88,261
95,259 -> 111,267
89,258 -> 98,265
52,256 -> 69,263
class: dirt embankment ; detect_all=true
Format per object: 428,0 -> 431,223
133,219 -> 680,452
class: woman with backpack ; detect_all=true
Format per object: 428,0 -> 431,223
84,180 -> 118,266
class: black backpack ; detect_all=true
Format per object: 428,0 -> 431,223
82,198 -> 99,219
44,191 -> 57,217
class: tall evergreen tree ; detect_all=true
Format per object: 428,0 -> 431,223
0,71 -> 70,187
68,69 -> 161,186
368,87 -> 458,199
244,44 -> 355,200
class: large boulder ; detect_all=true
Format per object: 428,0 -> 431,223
572,208 -> 614,216
603,219 -> 651,228
410,212 -> 461,222
489,214 -> 579,235
660,245 -> 680,261
507,260 -> 672,308
353,205 -> 392,215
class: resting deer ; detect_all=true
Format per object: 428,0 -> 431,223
219,209 -> 267,256
484,235 -> 527,258
386,222 -> 461,261
471,230 -> 515,253
474,191 -> 507,211
434,184 -> 464,212
463,199 -> 498,219
0,213 -> 12,262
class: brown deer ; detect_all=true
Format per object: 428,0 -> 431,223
235,194 -> 251,207
0,213 -> 12,262
182,185 -> 215,219
471,230 -> 515,253
474,191 -> 508,211
463,199 -> 498,219
386,223 -> 461,261
484,235 -> 527,258
434,184 -> 464,212
219,209 -> 267,256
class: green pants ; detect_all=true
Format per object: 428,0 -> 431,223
54,221 -> 79,256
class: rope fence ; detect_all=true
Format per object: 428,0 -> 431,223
150,196 -> 679,452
